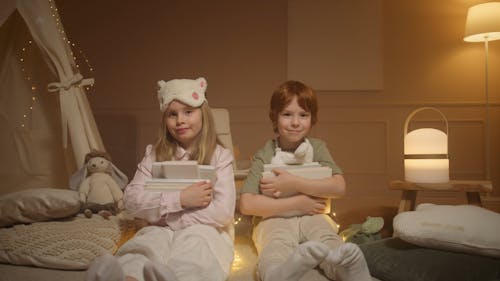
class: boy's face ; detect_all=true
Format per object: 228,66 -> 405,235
276,96 -> 311,150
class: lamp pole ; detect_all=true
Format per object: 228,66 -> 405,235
484,37 -> 491,180
463,2 -> 500,180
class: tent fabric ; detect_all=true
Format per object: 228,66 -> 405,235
0,0 -> 104,194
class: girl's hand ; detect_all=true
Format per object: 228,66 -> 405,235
180,180 -> 213,208
296,194 -> 327,215
260,169 -> 298,197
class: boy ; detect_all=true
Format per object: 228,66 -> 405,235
239,80 -> 371,281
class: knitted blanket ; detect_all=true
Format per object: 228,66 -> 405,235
0,215 -> 121,270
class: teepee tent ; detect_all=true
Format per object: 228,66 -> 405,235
0,0 -> 104,195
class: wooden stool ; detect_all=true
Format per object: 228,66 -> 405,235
390,180 -> 493,213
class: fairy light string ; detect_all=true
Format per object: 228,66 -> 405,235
48,0 -> 94,84
19,0 -> 95,128
19,40 -> 35,128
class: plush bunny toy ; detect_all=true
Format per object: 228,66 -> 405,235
271,138 -> 314,165
78,150 -> 125,219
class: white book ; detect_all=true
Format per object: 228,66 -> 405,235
198,164 -> 217,183
263,162 -> 321,172
262,165 -> 333,217
152,160 -> 199,179
147,161 -> 216,192
262,166 -> 332,182
145,178 -> 207,192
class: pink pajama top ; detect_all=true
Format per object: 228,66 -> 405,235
123,144 -> 235,231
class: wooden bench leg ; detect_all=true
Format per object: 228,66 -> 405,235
466,192 -> 482,206
398,190 -> 417,213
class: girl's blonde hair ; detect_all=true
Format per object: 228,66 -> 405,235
154,101 -> 222,164
269,80 -> 318,133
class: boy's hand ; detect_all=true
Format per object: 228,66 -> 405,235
296,194 -> 327,215
260,169 -> 298,197
180,180 -> 212,208
260,184 -> 281,198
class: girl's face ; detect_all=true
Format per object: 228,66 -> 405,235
165,100 -> 203,149
276,96 -> 311,150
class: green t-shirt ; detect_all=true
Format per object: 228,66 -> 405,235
240,137 -> 342,194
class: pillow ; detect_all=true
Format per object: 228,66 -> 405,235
360,237 -> 500,281
0,215 -> 121,269
0,188 -> 82,227
393,203 -> 500,258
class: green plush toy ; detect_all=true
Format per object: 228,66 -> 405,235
340,216 -> 384,245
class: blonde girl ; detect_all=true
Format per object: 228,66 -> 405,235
86,77 -> 235,281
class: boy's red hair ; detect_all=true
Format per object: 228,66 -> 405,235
269,80 -> 318,133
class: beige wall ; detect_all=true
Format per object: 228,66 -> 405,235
57,0 -> 500,217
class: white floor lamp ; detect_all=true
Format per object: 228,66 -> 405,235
463,2 -> 500,180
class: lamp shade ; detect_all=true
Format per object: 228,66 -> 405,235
404,108 -> 449,183
464,2 -> 500,42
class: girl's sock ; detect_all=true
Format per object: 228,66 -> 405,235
266,240 -> 329,281
143,260 -> 179,281
85,253 -> 124,281
326,242 -> 371,281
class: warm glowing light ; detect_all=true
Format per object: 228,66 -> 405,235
404,129 -> 449,183
233,216 -> 243,225
230,250 -> 245,273
403,108 -> 449,183
405,129 -> 447,155
464,2 -> 500,42
405,159 -> 449,183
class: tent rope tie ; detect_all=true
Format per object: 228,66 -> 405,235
47,73 -> 95,92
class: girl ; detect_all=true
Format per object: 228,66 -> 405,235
239,80 -> 371,281
86,77 -> 235,281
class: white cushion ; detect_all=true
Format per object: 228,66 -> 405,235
393,203 -> 500,258
0,188 -> 81,227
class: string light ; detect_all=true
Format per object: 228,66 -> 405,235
233,215 -> 242,225
47,0 -> 95,76
18,0 -> 95,128
231,252 -> 243,272
329,211 -> 340,230
18,40 -> 36,129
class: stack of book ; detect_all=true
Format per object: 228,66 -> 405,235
263,162 -> 332,185
262,162 -> 332,216
146,160 -> 216,192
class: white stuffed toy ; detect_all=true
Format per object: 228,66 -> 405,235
77,150 -> 125,219
271,138 -> 314,165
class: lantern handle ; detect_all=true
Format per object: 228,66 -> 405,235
403,107 -> 449,137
